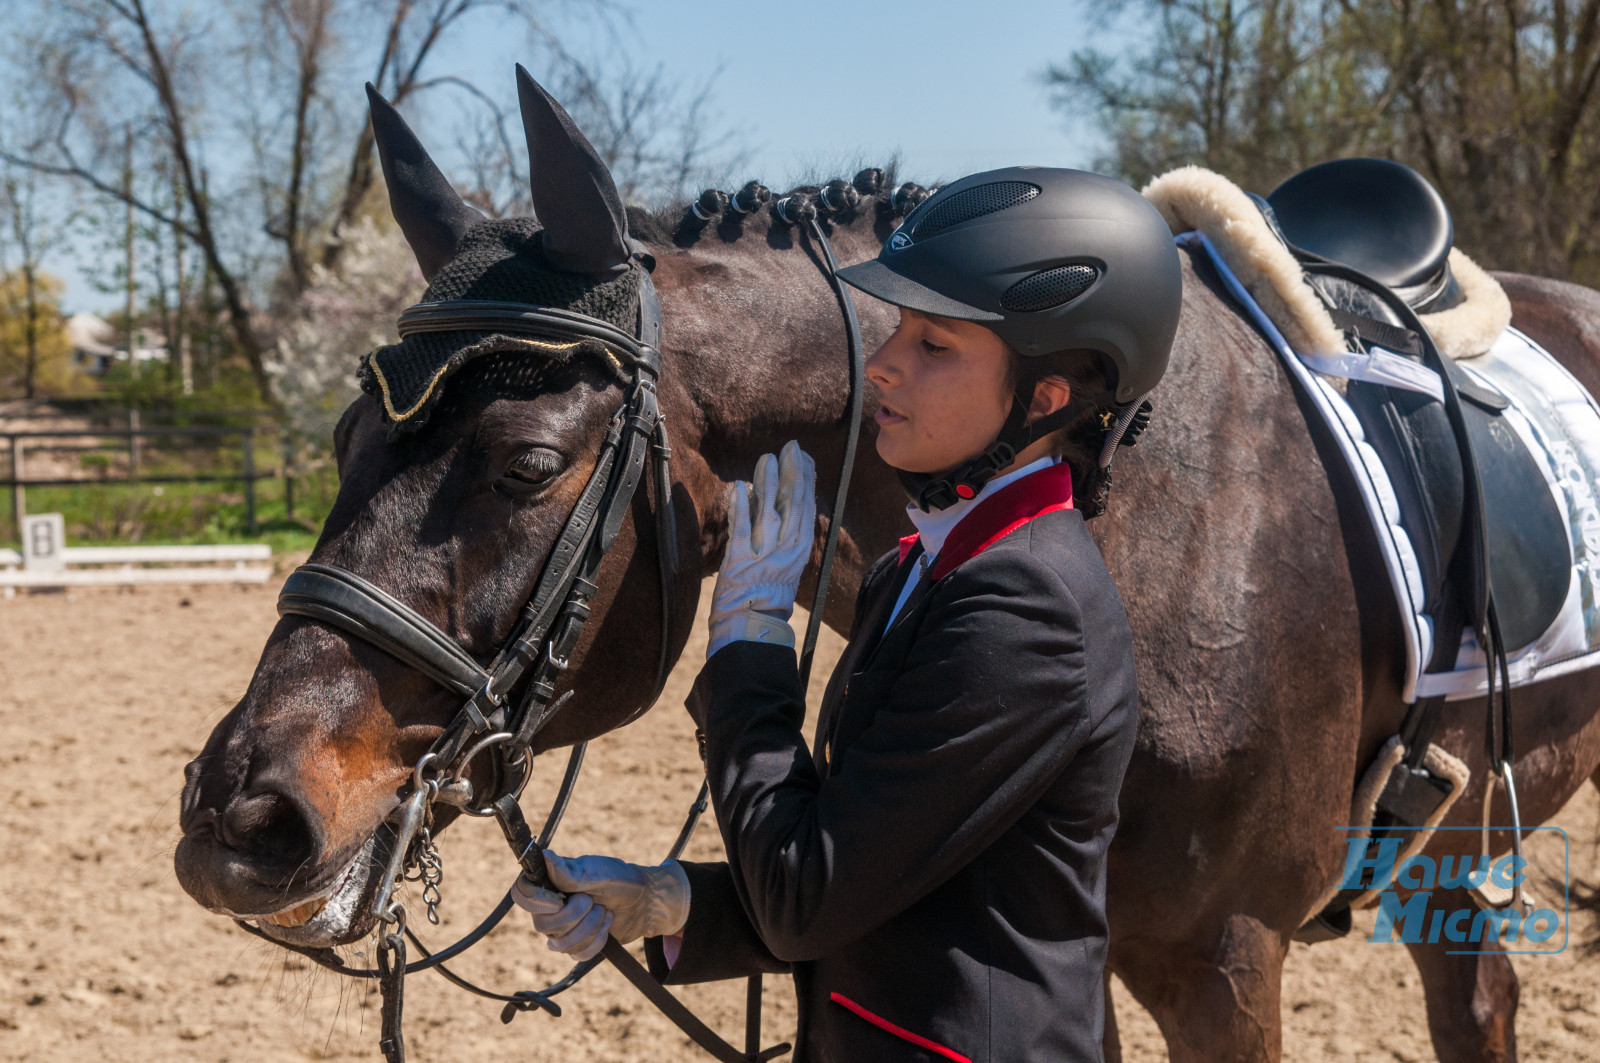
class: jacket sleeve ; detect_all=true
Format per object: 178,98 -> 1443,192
686,548 -> 1098,962
643,861 -> 790,984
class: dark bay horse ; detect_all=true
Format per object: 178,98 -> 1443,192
174,79 -> 1600,1063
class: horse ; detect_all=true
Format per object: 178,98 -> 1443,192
174,72 -> 1600,1063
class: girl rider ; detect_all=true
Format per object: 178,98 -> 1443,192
515,167 -> 1183,1062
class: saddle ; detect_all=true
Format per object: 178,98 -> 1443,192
1153,160 -> 1585,944
1257,158 -> 1569,658
1268,157 -> 1462,314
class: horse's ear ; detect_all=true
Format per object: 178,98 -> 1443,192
515,64 -> 631,276
366,83 -> 483,282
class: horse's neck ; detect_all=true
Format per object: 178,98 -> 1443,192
666,219 -> 889,445
653,216 -> 905,607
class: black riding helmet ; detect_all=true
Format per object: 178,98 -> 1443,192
840,166 -> 1183,511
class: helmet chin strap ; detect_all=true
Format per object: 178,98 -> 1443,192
898,391 -> 1089,512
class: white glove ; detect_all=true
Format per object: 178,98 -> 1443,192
511,849 -> 691,961
708,440 -> 816,658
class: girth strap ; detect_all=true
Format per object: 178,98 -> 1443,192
279,564 -> 492,700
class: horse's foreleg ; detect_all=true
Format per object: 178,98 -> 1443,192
1405,890 -> 1520,1063
1114,913 -> 1287,1063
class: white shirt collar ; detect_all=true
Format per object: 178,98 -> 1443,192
905,456 -> 1058,562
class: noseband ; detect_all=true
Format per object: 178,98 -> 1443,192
249,219 -> 865,1063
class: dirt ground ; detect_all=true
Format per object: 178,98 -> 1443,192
0,575 -> 1596,1062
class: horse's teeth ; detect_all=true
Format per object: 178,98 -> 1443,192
261,897 -> 328,927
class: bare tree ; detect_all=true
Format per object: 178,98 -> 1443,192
246,0 -> 338,297
0,0 -> 742,414
0,165 -> 62,398
0,82 -> 82,399
2,0 -> 613,405
549,47 -> 747,206
1050,0 -> 1600,286
319,0 -> 577,271
0,0 -> 280,401
1047,0 -> 1390,189
448,46 -> 749,215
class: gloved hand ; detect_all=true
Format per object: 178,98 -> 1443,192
708,440 -> 816,658
511,849 -> 691,961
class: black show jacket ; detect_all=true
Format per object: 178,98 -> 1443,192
648,469 -> 1137,1063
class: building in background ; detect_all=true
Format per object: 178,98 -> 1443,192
66,312 -> 167,375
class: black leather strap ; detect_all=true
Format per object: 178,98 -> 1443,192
601,937 -> 790,1063
492,792 -> 786,1063
377,929 -> 408,1063
1328,307 -> 1424,356
278,564 -> 491,699
397,301 -> 650,366
500,414 -> 626,668
1295,258 -> 1511,948
651,417 -> 679,698
1303,261 -> 1493,631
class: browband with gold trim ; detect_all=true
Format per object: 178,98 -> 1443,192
396,300 -> 652,366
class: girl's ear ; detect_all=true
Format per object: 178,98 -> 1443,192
1028,376 -> 1072,421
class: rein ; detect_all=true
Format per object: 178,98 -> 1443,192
254,217 -> 865,1063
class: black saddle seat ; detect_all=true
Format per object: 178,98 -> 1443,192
1269,159 -> 1458,311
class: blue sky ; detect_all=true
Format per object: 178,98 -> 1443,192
521,0 -> 1119,185
53,0 -> 1129,311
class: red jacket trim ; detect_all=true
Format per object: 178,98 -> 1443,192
829,992 -> 972,1063
899,463 -> 1074,582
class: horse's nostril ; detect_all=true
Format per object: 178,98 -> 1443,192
183,806 -> 219,839
220,789 -> 318,871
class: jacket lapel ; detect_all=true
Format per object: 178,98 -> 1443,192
813,545 -> 921,773
811,466 -> 1077,778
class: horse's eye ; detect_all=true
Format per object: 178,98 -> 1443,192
501,447 -> 564,491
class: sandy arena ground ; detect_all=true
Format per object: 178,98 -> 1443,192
0,575 -> 1596,1061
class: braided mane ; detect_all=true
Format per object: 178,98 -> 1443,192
628,167 -> 936,250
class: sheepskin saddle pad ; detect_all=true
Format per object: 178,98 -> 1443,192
1142,160 -> 1511,361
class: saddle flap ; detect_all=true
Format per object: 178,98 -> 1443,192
1461,383 -> 1571,651
1346,362 -> 1570,658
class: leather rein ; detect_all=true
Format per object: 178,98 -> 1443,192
242,217 -> 865,1063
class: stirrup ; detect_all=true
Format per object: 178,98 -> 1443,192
1471,760 -> 1534,913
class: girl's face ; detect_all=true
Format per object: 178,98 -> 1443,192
865,309 -> 1019,474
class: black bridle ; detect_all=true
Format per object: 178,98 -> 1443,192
283,264 -> 678,763
248,216 -> 865,1063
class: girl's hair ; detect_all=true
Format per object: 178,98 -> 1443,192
1006,348 -> 1115,489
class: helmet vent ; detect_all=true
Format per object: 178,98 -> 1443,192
1001,264 -> 1101,313
909,181 -> 1040,240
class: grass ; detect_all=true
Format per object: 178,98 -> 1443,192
2,464 -> 339,555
